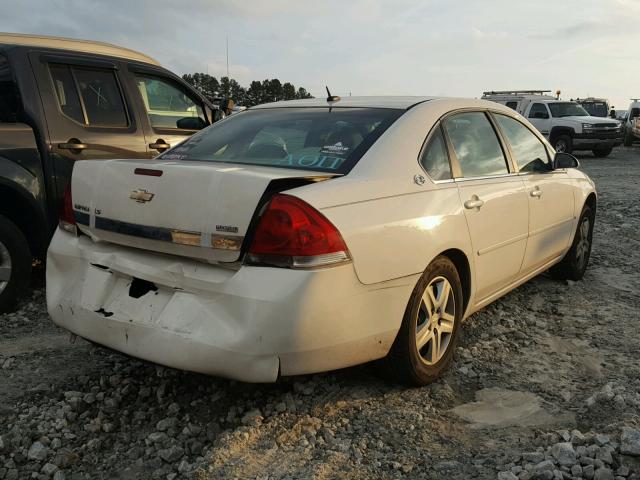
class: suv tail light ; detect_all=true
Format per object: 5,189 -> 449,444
246,194 -> 350,269
59,184 -> 77,234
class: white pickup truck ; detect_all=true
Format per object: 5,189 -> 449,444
482,91 -> 623,157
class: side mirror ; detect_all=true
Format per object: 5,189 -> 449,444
176,117 -> 207,130
553,152 -> 579,169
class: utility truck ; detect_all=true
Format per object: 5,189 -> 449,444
482,90 -> 623,157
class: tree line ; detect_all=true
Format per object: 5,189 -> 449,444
181,73 -> 313,107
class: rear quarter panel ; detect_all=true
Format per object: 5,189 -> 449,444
318,184 -> 473,286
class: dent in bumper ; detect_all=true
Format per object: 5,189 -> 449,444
46,230 -> 408,382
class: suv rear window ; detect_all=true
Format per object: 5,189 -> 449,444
580,102 -> 608,117
159,107 -> 403,173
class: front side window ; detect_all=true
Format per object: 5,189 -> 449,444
49,65 -> 128,126
135,75 -> 206,130
528,103 -> 549,119
495,114 -> 550,173
630,107 -> 640,118
159,107 -> 403,173
419,127 -> 451,180
444,111 -> 509,177
548,102 -> 589,118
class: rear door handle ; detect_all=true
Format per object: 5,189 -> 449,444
149,140 -> 171,151
464,198 -> 485,210
530,187 -> 543,198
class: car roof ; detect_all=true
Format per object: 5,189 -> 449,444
0,32 -> 160,66
251,96 -> 438,110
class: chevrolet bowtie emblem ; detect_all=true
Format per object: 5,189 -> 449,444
129,189 -> 155,203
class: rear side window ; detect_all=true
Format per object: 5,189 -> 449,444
444,112 -> 508,177
419,128 -> 451,180
506,101 -> 518,110
49,64 -> 128,126
0,54 -> 19,122
135,74 -> 206,130
74,68 -> 128,126
160,107 -> 403,173
50,65 -> 84,123
495,114 -> 550,173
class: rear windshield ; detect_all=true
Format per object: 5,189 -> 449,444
159,107 -> 404,173
580,102 -> 608,117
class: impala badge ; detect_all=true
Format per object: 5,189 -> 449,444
129,189 -> 155,203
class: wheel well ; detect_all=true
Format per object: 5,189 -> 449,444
0,185 -> 47,258
440,248 -> 471,313
549,127 -> 574,142
585,192 -> 597,213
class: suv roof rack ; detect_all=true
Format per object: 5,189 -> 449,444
482,90 -> 551,96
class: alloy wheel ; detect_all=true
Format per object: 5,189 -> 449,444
555,140 -> 567,152
415,276 -> 456,365
0,240 -> 12,296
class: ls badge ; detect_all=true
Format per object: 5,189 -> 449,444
129,189 -> 155,203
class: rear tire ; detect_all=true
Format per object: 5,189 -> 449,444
553,135 -> 573,154
550,205 -> 594,281
386,256 -> 464,386
0,215 -> 31,314
592,145 -> 613,158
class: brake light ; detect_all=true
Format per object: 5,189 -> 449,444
59,184 -> 77,234
247,194 -> 350,268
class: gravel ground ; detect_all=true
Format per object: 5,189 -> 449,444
1,146 -> 639,480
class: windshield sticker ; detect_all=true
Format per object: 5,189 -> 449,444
160,153 -> 187,160
277,154 -> 345,170
320,142 -> 350,156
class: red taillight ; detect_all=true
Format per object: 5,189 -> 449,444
247,194 -> 350,268
59,184 -> 77,234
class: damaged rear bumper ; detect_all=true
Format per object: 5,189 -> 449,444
46,230 -> 408,382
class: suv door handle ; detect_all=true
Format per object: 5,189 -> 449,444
530,187 -> 543,198
149,140 -> 171,151
464,197 -> 485,210
58,141 -> 88,151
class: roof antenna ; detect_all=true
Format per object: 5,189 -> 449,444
326,86 -> 341,103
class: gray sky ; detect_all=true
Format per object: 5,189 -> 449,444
2,0 -> 639,109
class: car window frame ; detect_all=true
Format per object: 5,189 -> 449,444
439,108 -> 517,181
45,60 -> 133,130
489,112 -> 554,175
416,121 -> 454,184
129,66 -> 209,136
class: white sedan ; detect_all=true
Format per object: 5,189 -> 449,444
47,96 -> 596,385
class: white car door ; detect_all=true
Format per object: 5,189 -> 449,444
493,114 -> 575,274
526,103 -> 552,138
444,111 -> 529,302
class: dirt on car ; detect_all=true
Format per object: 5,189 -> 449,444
1,146 -> 639,480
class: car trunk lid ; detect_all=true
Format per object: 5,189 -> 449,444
71,159 -> 337,264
